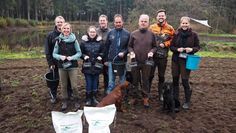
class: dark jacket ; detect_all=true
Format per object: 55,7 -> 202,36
128,29 -> 157,63
80,35 -> 104,75
105,28 -> 130,62
45,26 -> 60,66
170,28 -> 200,62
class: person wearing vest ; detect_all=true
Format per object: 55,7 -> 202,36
44,16 -> 73,104
170,16 -> 200,110
149,9 -> 175,102
53,23 -> 82,111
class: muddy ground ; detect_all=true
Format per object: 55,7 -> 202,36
0,57 -> 235,133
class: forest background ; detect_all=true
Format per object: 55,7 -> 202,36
0,0 -> 236,33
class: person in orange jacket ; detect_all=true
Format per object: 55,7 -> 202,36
149,9 -> 175,102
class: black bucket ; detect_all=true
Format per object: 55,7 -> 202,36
44,70 -> 59,88
145,58 -> 154,66
112,55 -> 126,76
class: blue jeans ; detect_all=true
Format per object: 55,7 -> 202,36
84,74 -> 99,93
107,62 -> 126,93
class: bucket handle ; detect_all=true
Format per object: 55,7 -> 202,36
112,55 -> 124,63
50,68 -> 56,80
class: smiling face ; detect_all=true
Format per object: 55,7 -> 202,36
180,17 -> 190,30
99,15 -> 108,29
61,23 -> 71,37
88,26 -> 97,39
114,16 -> 123,29
156,11 -> 166,24
54,16 -> 65,32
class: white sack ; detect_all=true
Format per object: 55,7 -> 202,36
84,104 -> 116,133
51,110 -> 83,133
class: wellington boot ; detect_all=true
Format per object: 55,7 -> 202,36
85,92 -> 92,106
92,91 -> 99,106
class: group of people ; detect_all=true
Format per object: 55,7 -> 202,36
45,9 -> 200,111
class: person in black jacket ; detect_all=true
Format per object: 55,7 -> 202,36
170,16 -> 200,110
80,26 -> 104,106
44,16 -> 73,103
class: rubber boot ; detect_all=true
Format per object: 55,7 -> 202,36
158,83 -> 164,102
49,87 -> 57,104
158,76 -> 165,102
92,91 -> 99,106
61,99 -> 68,111
182,79 -> 191,109
85,92 -> 92,106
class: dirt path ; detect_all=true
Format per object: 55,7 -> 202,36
0,58 -> 235,133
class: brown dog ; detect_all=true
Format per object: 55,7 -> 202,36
96,81 -> 130,111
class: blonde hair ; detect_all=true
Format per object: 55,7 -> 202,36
54,16 -> 65,23
61,22 -> 72,33
180,16 -> 190,23
87,26 -> 97,33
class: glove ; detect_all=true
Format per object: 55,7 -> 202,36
97,56 -> 102,61
130,52 -> 135,59
148,52 -> 153,57
84,56 -> 89,60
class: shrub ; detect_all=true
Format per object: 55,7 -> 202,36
29,20 -> 38,26
15,18 -> 29,27
6,17 -> 15,26
0,17 -> 7,28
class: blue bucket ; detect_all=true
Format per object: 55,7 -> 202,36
186,55 -> 201,70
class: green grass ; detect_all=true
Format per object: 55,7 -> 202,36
0,47 -> 44,59
207,41 -> 236,46
199,33 -> 236,38
197,51 -> 236,58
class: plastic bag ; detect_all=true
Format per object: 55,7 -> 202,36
84,104 -> 116,133
51,110 -> 83,133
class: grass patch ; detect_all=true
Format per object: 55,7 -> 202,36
0,47 -> 44,59
199,33 -> 236,38
207,41 -> 236,46
198,51 -> 236,58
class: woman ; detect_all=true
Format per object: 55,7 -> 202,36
170,16 -> 200,110
80,26 -> 104,106
53,23 -> 82,111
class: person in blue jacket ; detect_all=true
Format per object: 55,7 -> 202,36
105,14 -> 130,94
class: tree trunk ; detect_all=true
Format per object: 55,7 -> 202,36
27,0 -> 30,20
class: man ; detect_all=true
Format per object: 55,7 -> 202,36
128,14 -> 157,108
105,14 -> 130,94
149,9 -> 175,102
96,15 -> 111,94
45,16 -> 73,103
